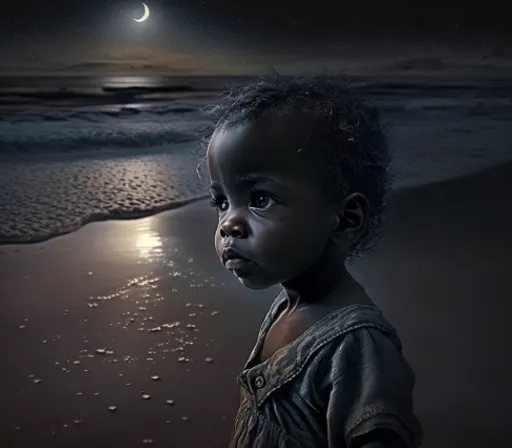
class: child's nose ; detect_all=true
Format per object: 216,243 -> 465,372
219,216 -> 248,239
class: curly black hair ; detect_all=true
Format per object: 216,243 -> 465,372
200,71 -> 393,263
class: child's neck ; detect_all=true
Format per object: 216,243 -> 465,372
281,245 -> 365,311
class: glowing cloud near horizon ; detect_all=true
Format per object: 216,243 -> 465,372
134,3 -> 150,22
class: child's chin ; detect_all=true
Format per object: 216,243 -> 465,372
234,273 -> 275,290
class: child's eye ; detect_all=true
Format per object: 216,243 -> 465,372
209,196 -> 229,212
250,191 -> 274,209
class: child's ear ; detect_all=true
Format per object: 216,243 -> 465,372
332,193 -> 369,243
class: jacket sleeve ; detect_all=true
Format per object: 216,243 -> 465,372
325,326 -> 422,448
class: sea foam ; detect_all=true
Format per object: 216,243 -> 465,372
0,147 -> 208,244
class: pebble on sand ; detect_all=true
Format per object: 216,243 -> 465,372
142,394 -> 151,400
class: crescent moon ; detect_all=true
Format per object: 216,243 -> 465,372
134,3 -> 150,22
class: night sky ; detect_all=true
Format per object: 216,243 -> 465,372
1,0 -> 511,75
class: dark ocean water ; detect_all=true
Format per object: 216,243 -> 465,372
0,74 -> 510,156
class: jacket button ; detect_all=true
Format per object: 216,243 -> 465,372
253,375 -> 265,389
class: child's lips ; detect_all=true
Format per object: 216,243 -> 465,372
224,257 -> 251,270
222,247 -> 256,273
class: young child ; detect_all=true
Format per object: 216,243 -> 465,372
203,73 -> 422,448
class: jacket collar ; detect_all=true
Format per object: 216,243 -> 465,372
237,290 -> 399,407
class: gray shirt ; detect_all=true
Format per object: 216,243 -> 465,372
229,291 -> 423,448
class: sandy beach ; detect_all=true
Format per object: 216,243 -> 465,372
1,162 -> 511,448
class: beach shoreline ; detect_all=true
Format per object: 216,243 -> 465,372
2,156 -> 511,248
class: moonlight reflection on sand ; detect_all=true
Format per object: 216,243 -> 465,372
135,230 -> 163,259
72,259 -> 222,418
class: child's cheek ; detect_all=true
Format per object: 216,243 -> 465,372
214,226 -> 223,258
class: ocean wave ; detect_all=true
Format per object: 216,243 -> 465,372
1,95 -> 510,157
0,83 -> 213,102
0,104 -> 201,122
0,125 -> 204,154
354,79 -> 512,97
0,108 -> 214,156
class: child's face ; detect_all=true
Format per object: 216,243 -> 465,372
207,112 -> 337,290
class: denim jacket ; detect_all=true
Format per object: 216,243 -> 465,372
229,291 -> 423,448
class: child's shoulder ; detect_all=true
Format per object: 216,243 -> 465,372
264,291 -> 405,367
268,291 -> 400,345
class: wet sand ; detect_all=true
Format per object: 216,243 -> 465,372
1,162 -> 511,448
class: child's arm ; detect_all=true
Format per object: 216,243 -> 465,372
325,327 -> 422,448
